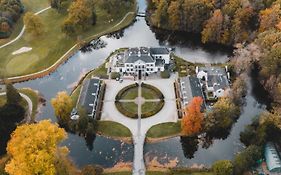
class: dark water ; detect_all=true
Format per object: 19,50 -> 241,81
144,86 -> 265,167
10,0 -> 264,169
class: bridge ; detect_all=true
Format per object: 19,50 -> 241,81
137,12 -> 146,17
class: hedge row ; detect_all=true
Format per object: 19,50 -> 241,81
115,83 -> 139,101
115,101 -> 138,119
141,100 -> 164,118
141,83 -> 164,99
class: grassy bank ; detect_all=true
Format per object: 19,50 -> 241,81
97,121 -> 132,138
0,1 -> 136,78
146,121 -> 181,139
19,88 -> 39,121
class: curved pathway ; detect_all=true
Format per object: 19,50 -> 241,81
0,92 -> 33,122
0,6 -> 51,49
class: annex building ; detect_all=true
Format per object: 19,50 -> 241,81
76,78 -> 102,119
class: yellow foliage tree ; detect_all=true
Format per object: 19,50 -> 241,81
24,12 -> 44,36
168,1 -> 181,30
259,4 -> 281,32
51,91 -> 73,124
181,97 -> 204,136
5,120 -> 68,175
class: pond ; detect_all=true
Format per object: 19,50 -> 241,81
12,0 -> 265,169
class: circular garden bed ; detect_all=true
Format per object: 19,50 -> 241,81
115,83 -> 165,119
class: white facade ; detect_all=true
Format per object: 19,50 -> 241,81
196,67 -> 230,99
111,47 -> 170,76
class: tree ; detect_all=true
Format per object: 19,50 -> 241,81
51,91 -> 73,125
5,120 -> 68,175
168,1 -> 181,30
62,0 -> 93,35
6,83 -> 21,105
259,4 -> 281,32
212,160 -> 234,175
153,0 -> 168,28
183,0 -> 213,33
202,10 -> 224,44
204,97 -> 240,134
49,0 -> 67,12
23,12 -> 44,36
233,145 -> 262,175
181,97 -> 204,136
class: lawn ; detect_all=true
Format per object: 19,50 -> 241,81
173,54 -> 203,77
97,121 -> 132,138
142,87 -> 160,99
121,87 -> 138,100
19,88 -> 39,121
0,0 -> 136,77
120,102 -> 138,114
146,121 -> 181,138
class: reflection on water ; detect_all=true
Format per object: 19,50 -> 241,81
64,134 -> 133,168
144,89 -> 265,168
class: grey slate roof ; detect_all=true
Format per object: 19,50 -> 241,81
200,67 -> 229,90
180,76 -> 203,105
78,78 -> 101,117
150,47 -> 169,55
122,47 -> 170,64
125,55 -> 154,63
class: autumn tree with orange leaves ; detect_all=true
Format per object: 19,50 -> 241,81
181,97 -> 204,136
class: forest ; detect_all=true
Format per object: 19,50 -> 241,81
0,0 -> 24,38
148,0 -> 281,112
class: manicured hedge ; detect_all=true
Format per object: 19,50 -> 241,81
141,100 -> 164,118
115,83 -> 139,101
115,101 -> 138,119
141,83 -> 164,99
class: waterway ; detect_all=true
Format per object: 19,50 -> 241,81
12,0 -> 266,169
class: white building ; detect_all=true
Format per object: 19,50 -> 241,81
111,47 -> 170,76
196,66 -> 230,99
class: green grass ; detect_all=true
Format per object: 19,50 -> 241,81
146,121 -> 181,138
120,87 -> 138,100
120,102 -> 138,114
19,88 -> 39,121
173,55 -> 203,77
97,121 -> 131,137
142,87 -> 160,99
0,1 -> 136,77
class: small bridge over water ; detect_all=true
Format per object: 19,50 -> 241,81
137,12 -> 146,17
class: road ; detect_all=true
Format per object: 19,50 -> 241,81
0,6 -> 51,49
0,92 -> 33,122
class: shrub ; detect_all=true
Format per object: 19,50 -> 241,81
115,101 -> 138,118
141,83 -> 164,99
161,70 -> 171,79
141,100 -> 164,118
212,160 -> 233,175
111,72 -> 120,79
